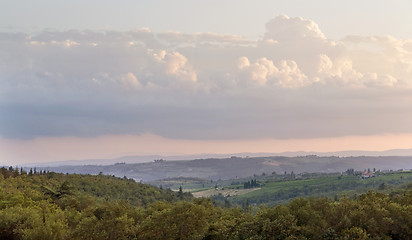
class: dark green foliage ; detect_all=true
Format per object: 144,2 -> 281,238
243,179 -> 260,189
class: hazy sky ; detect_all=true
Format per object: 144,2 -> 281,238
2,1 -> 412,165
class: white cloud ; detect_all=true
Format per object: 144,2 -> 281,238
317,54 -> 334,74
2,15 -> 412,141
237,56 -> 250,70
264,15 -> 326,42
343,35 -> 412,86
276,60 -> 309,88
363,73 -> 398,87
161,51 -> 197,82
237,57 -> 308,88
194,32 -> 253,45
316,54 -> 364,87
157,31 -> 252,46
120,72 -> 142,90
237,57 -> 274,86
49,39 -> 80,47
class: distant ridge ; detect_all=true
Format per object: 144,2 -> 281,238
28,148 -> 412,167
37,155 -> 412,182
280,148 -> 412,157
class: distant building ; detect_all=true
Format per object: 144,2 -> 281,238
361,171 -> 375,179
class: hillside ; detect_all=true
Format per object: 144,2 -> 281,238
1,166 -> 412,239
0,167 -> 191,208
40,155 -> 412,182
226,171 -> 412,206
152,170 -> 412,207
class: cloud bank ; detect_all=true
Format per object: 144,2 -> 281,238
1,15 -> 412,141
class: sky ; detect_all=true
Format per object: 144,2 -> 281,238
2,1 -> 412,165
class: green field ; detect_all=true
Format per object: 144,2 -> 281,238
204,171 -> 412,206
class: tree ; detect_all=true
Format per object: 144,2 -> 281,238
342,227 -> 369,240
139,201 -> 211,240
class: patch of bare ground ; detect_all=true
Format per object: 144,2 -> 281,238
263,160 -> 280,166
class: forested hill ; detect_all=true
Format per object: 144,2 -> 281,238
0,167 -> 192,207
1,166 -> 412,239
0,166 -> 192,239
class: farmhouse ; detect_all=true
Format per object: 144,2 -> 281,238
361,172 -> 375,179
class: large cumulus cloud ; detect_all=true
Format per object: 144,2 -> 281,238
1,15 -> 412,140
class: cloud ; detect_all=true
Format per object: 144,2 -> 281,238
236,57 -> 308,88
343,35 -> 412,85
157,31 -> 253,46
237,56 -> 250,70
264,15 -> 326,42
120,72 -> 142,90
363,73 -> 398,87
155,51 -> 197,83
315,54 -> 364,87
1,15 -> 412,141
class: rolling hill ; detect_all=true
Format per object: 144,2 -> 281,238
39,155 -> 412,182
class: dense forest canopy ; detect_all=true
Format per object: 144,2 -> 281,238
1,166 -> 412,239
